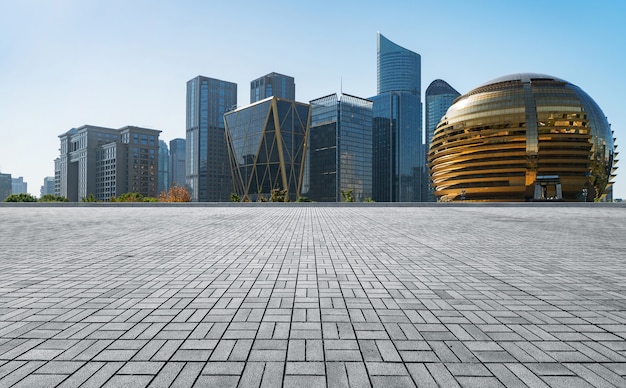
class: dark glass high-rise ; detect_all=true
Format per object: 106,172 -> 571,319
169,138 -> 186,189
371,33 -> 422,202
250,72 -> 295,104
224,97 -> 310,202
308,93 -> 373,202
424,79 -> 460,201
185,76 -> 237,202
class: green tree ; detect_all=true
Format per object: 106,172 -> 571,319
39,194 -> 68,202
363,197 -> 375,202
340,189 -> 354,202
230,193 -> 241,202
270,188 -> 289,202
110,192 -> 145,202
3,193 -> 38,202
81,193 -> 97,202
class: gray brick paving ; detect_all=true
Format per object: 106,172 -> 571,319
0,204 -> 625,387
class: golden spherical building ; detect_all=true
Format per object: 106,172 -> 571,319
428,73 -> 617,202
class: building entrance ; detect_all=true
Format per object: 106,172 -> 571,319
533,175 -> 562,201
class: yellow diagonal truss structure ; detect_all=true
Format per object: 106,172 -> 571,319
225,97 -> 311,201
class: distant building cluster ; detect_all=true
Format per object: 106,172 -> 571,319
0,172 -> 61,201
180,33 -> 437,202
42,33 -> 616,202
55,125 -> 161,201
0,172 -> 33,201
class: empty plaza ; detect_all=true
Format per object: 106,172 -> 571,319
0,204 -> 625,387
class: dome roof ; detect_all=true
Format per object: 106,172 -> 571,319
478,73 -> 568,87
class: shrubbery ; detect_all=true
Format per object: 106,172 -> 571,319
340,189 -> 354,202
81,193 -> 97,202
110,192 -> 158,202
40,194 -> 69,202
270,188 -> 289,202
3,193 -> 38,202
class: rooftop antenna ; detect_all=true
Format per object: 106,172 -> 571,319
340,76 -> 343,95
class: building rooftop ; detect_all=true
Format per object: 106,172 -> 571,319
478,73 -> 568,87
0,204 -> 625,386
425,79 -> 460,96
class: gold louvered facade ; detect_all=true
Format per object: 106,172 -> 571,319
428,74 -> 617,202
224,97 -> 310,201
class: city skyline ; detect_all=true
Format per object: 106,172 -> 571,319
1,1 -> 624,198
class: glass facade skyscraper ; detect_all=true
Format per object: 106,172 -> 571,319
372,33 -> 423,202
185,76 -> 237,202
11,177 -> 27,194
158,140 -> 169,194
224,97 -> 310,201
169,138 -> 186,188
425,79 -> 460,151
0,173 -> 12,200
377,33 -> 420,95
424,79 -> 460,201
40,176 -> 55,197
250,72 -> 295,104
307,93 -> 373,202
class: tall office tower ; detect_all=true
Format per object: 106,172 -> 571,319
424,79 -> 460,201
307,93 -> 373,202
425,79 -> 460,150
40,176 -> 55,197
56,125 -> 118,201
250,72 -> 295,103
56,125 -> 160,201
224,97 -> 310,202
11,177 -> 27,194
371,33 -> 422,202
158,140 -> 169,194
169,138 -> 186,188
186,76 -> 237,202
0,172 -> 11,200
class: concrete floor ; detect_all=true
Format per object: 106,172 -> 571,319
0,205 -> 625,387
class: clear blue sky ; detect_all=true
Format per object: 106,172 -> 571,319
1,0 -> 624,198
